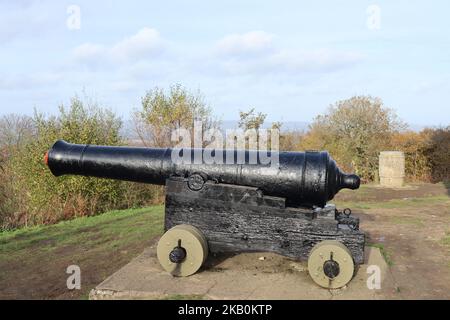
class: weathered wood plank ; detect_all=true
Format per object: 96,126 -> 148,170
164,178 -> 365,264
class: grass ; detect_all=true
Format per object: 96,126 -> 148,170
335,195 -> 449,210
368,243 -> 394,266
0,205 -> 165,299
442,232 -> 450,247
443,181 -> 450,189
0,206 -> 164,258
389,216 -> 424,227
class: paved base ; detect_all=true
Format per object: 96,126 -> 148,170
89,245 -> 396,300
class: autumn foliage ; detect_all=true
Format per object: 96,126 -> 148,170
280,96 -> 449,183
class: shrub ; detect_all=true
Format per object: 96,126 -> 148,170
390,131 -> 431,182
0,114 -> 34,229
299,96 -> 405,182
390,127 -> 450,182
133,84 -> 220,147
5,97 -> 158,229
422,126 -> 450,182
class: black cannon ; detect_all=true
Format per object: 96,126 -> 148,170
46,140 -> 365,288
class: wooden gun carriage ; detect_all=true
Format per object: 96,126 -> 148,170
46,140 -> 365,288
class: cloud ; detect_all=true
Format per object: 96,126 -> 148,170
267,49 -> 364,73
70,28 -> 362,84
213,49 -> 364,76
0,1 -> 54,44
72,28 -> 165,67
111,28 -> 164,62
215,31 -> 274,57
210,31 -> 364,76
0,72 -> 62,91
72,43 -> 107,64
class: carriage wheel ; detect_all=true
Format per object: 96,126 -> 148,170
157,224 -> 208,277
307,240 -> 355,289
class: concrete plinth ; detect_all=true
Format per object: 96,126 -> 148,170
89,245 -> 396,300
379,151 -> 405,187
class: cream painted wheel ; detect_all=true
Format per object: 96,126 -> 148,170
157,224 -> 208,277
307,240 -> 355,289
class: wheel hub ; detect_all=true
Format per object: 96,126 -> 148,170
323,259 -> 340,279
169,244 -> 187,263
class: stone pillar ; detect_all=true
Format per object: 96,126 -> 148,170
379,151 -> 405,187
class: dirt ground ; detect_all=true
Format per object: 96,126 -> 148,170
1,183 -> 449,299
336,182 -> 449,202
0,207 -> 164,300
335,183 -> 450,299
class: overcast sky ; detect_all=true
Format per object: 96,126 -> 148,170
0,0 -> 449,126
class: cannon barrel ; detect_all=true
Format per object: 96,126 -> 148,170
45,140 -> 359,207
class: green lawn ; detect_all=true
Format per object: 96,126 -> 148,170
0,205 -> 165,299
367,243 -> 394,266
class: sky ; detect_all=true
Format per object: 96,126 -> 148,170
0,0 -> 449,127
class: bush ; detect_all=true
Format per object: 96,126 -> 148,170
390,131 -> 430,182
390,127 -> 450,183
0,114 -> 34,228
133,84 -> 220,147
299,96 -> 404,182
278,130 -> 305,151
3,97 -> 158,229
422,126 -> 450,182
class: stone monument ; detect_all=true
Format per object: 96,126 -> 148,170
379,151 -> 405,187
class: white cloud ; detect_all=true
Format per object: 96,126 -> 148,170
215,31 -> 274,56
111,28 -> 164,62
0,1 -> 54,44
72,28 -> 165,67
209,31 -> 363,76
0,72 -> 62,91
268,49 -> 364,73
210,32 -> 363,76
72,43 -> 107,64
70,28 -> 362,84
213,48 -> 363,76
65,28 -> 364,103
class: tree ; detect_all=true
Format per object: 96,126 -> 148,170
8,96 -> 127,227
389,130 -> 431,182
238,108 -> 267,132
237,108 -> 283,151
422,126 -> 450,182
0,114 -> 34,151
0,114 -> 35,228
277,130 -> 305,151
300,96 -> 405,181
133,84 -> 220,147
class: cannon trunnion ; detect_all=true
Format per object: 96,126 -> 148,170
46,140 -> 366,289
